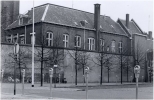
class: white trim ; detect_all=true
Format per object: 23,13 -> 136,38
41,4 -> 49,21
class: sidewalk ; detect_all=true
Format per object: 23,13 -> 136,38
1,93 -> 67,99
42,82 -> 153,88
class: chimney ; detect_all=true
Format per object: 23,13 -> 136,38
148,31 -> 152,39
94,4 -> 100,30
126,14 -> 129,28
94,3 -> 101,51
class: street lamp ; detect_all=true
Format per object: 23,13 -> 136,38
53,65 -> 58,88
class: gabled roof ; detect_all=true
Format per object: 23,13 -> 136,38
6,3 -> 127,36
117,18 -> 143,36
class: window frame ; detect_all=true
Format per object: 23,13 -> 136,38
88,37 -> 95,51
119,41 -> 123,53
46,32 -> 53,46
63,34 -> 69,48
74,35 -> 81,48
111,40 -> 116,53
100,39 -> 105,52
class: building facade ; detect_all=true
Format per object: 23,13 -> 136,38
1,3 -> 153,83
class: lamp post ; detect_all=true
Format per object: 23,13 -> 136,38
14,43 -> 19,95
31,0 -> 35,87
54,65 -> 57,88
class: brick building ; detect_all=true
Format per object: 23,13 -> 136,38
2,3 -> 153,83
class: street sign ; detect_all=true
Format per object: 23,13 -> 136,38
54,65 -> 57,68
85,67 -> 89,74
134,65 -> 140,78
14,43 -> 19,54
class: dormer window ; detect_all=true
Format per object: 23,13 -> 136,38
20,34 -> 25,44
13,34 -> 19,43
19,18 -> 23,25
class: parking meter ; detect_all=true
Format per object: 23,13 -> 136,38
134,65 -> 140,78
22,69 -> 25,77
134,65 -> 140,99
49,68 -> 53,98
84,67 -> 89,99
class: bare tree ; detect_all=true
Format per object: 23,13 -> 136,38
5,47 -> 30,83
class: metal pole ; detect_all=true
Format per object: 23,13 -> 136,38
136,78 -> 138,99
31,0 -> 35,87
22,72 -> 24,95
14,55 -> 17,95
50,75 -> 52,98
54,68 -> 56,88
86,73 -> 88,99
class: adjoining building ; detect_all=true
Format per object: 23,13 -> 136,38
1,2 -> 153,83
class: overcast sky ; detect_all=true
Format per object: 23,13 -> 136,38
20,0 -> 153,33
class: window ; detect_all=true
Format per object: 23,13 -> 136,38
75,35 -> 81,47
6,35 -> 12,43
46,32 -> 53,46
63,34 -> 69,48
19,18 -> 23,25
100,39 -> 104,51
111,40 -> 116,53
107,46 -> 110,52
20,34 -> 25,44
88,38 -> 95,50
13,34 -> 19,43
119,41 -> 122,53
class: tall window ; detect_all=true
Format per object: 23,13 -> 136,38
100,39 -> 104,51
63,34 -> 69,48
119,41 -> 122,53
111,40 -> 116,53
75,35 -> 81,47
20,34 -> 25,44
13,34 -> 19,43
88,38 -> 95,50
46,32 -> 53,46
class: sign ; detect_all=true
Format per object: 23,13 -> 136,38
14,43 -> 19,54
54,65 -> 57,68
134,65 -> 140,78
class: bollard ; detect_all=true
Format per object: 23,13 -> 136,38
22,69 -> 25,95
49,68 -> 53,98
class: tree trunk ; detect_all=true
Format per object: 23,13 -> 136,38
108,68 -> 109,83
127,57 -> 128,82
75,63 -> 77,85
100,62 -> 103,85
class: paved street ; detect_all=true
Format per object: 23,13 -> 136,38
1,82 -> 153,99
